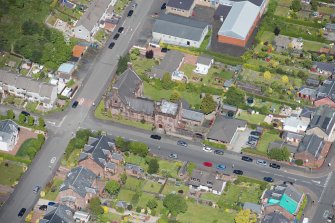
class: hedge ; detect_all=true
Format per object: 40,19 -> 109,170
0,152 -> 31,164
241,148 -> 267,157
203,140 -> 226,150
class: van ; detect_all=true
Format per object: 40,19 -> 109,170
302,218 -> 309,223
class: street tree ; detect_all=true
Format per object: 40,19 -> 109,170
200,94 -> 217,114
105,180 -> 121,196
6,109 -> 15,120
18,113 -> 26,124
116,54 -> 130,74
147,158 -> 159,174
38,117 -> 45,128
234,209 -> 257,223
163,194 -> 188,216
129,141 -> 148,157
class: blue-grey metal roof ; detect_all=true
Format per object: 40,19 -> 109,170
153,14 -> 208,41
181,109 -> 204,122
218,1 -> 260,40
167,0 -> 194,10
314,62 -> 335,73
223,0 -> 265,7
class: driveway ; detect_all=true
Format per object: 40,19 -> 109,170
229,128 -> 252,153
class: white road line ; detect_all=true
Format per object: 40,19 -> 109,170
301,180 -> 311,184
274,174 -> 284,177
311,180 -> 321,184
260,170 -> 270,174
57,115 -> 67,128
130,21 -> 142,40
319,172 -> 333,202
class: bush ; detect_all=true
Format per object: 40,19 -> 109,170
16,134 -> 45,160
116,207 -> 124,213
295,159 -> 304,166
136,206 -> 142,213
147,158 -> 159,174
127,204 -> 133,211
268,147 -> 290,161
129,141 -> 148,157
64,129 -> 92,160
89,197 -> 104,216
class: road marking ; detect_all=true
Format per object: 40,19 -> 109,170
260,170 -> 270,174
319,172 -> 333,202
130,20 -> 142,40
47,121 -> 56,126
57,115 -> 67,128
312,180 -> 321,184
274,173 -> 284,177
78,98 -> 85,105
301,180 -> 311,184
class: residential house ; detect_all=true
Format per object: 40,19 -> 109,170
107,69 -> 155,123
305,78 -> 319,87
152,14 -> 209,48
188,169 -> 226,195
311,62 -> 335,76
262,184 -> 304,220
0,70 -> 57,108
281,131 -> 304,144
154,100 -> 181,133
78,136 -> 117,178
0,120 -> 19,152
72,45 -> 87,61
207,115 -> 247,144
274,35 -> 291,52
150,50 -> 184,79
58,167 -> 99,209
325,23 -> 335,33
282,116 -> 309,133
39,204 -> 74,223
194,56 -> 213,75
72,0 -> 114,41
261,212 -> 291,223
125,163 -> 144,178
294,134 -> 329,167
73,211 -> 90,223
297,87 -> 317,102
177,108 -> 207,138
166,0 -> 196,17
57,63 -> 76,83
110,152 -> 124,165
306,105 -> 335,140
243,202 -> 262,216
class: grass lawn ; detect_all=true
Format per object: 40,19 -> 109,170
256,131 -> 281,153
117,189 -> 136,203
61,149 -> 80,168
278,0 -> 292,7
238,111 -> 266,125
124,177 -> 144,191
161,182 -> 189,195
114,0 -> 131,14
98,213 -> 123,222
25,102 -> 39,113
201,192 -> 221,202
16,138 -> 40,160
303,40 -> 327,52
178,201 -> 235,223
124,154 -> 148,171
142,181 -> 162,193
275,5 -> 290,17
44,178 -> 64,201
136,192 -> 164,214
158,159 -> 182,178
319,6 -> 335,14
260,31 -> 276,43
131,57 -> 158,76
0,160 -> 24,186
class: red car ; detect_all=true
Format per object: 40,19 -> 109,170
203,162 -> 213,167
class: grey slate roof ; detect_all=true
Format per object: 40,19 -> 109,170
116,201 -> 128,209
41,204 -> 74,223
60,167 -> 97,198
308,105 -> 335,136
181,109 -> 204,122
167,0 -> 194,10
300,107 -> 315,118
125,163 -> 144,173
207,116 -> 246,143
267,184 -> 303,204
196,56 -> 212,66
316,79 -> 335,101
0,120 -> 18,144
221,104 -> 238,112
297,134 -> 324,158
268,141 -> 297,153
112,152 -> 123,161
243,202 -> 262,215
306,78 -> 319,87
314,62 -> 335,73
261,212 -> 290,223
153,14 -> 208,41
79,136 -> 115,168
282,131 -> 304,141
151,50 -> 184,79
214,4 -> 232,20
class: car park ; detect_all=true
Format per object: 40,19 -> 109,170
214,150 -> 224,155
241,156 -> 253,162
177,140 -> 188,147
263,177 -> 274,182
169,153 -> 178,159
233,170 -> 243,175
18,208 -> 26,217
256,159 -> 267,166
127,10 -> 134,17
113,33 -> 120,40
202,146 -> 212,152
117,27 -> 124,33
21,111 -> 30,116
203,161 -> 213,167
108,42 -> 115,49
150,134 -> 161,140
269,163 -> 281,169
216,164 -> 226,171
33,186 -> 40,194
72,100 -> 79,108
161,3 -> 166,10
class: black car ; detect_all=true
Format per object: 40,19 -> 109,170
214,150 -> 224,155
269,163 -> 281,169
39,205 -> 47,211
108,42 -> 115,49
21,111 -> 30,116
161,47 -> 169,53
248,136 -> 259,142
117,27 -> 124,33
72,100 -> 79,108
233,170 -> 243,175
127,10 -> 134,17
18,208 -> 26,217
177,140 -> 188,147
113,33 -> 120,40
161,3 -> 166,10
250,131 -> 261,137
241,156 -> 253,162
150,134 -> 161,140
263,177 -> 274,182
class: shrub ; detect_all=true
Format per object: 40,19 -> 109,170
136,206 -> 142,213
295,159 -> 304,166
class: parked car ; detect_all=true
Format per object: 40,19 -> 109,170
21,111 -> 30,116
113,33 -> 120,40
18,208 -> 26,217
169,153 -> 178,159
233,170 -> 243,175
72,100 -> 79,108
150,134 -> 161,140
127,10 -> 134,17
269,163 -> 281,169
161,47 -> 169,53
203,161 -> 213,167
132,3 -> 137,9
48,202 -> 56,206
214,150 -> 224,155
117,27 -> 124,33
216,164 -> 226,171
263,177 -> 274,182
161,2 -> 166,9
202,146 -> 212,152
39,205 -> 47,211
33,186 -> 40,194
250,131 -> 261,138
248,136 -> 259,142
241,156 -> 253,162
177,140 -> 188,147
108,42 -> 115,49
256,159 -> 267,166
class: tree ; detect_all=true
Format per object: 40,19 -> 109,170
115,136 -> 129,152
263,71 -> 272,80
120,173 -> 127,184
145,50 -> 154,59
147,158 -> 159,174
130,48 -> 140,60
224,87 -> 245,108
200,94 -> 217,114
28,116 -> 35,126
18,113 -> 26,124
290,0 -> 302,12
22,19 -> 41,35
163,194 -> 188,216
89,197 -> 104,216
311,0 -> 318,11
268,147 -> 290,161
129,141 -> 148,157
105,180 -> 120,195
116,54 -> 130,74
274,27 -> 280,36
162,73 -> 173,90
147,199 -> 158,209
6,109 -> 15,120
234,209 -> 257,223
281,75 -> 289,84
170,90 -> 181,102
38,117 -> 45,128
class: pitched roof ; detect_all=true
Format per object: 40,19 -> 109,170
60,167 -> 97,197
181,109 -> 204,122
196,56 -> 212,66
153,14 -> 208,41
218,1 -> 260,40
72,45 -> 87,58
314,62 -> 335,73
299,107 -> 315,118
268,141 -> 297,153
308,105 -> 335,135
274,35 -> 291,48
125,163 -> 144,173
261,212 -> 290,223
167,0 -> 194,10
151,50 -> 184,79
79,136 -> 115,168
282,131 -> 304,141
57,63 -> 75,74
42,204 -> 74,223
316,79 -> 335,101
297,134 -> 324,158
229,0 -> 265,7
243,202 -> 262,215
207,116 -> 246,143
0,119 -> 18,144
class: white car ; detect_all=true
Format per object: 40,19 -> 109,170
202,145 -> 212,152
256,159 -> 267,166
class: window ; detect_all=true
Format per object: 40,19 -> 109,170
187,41 -> 190,46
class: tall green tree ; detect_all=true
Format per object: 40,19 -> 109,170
105,180 -> 121,195
200,94 -> 217,114
28,116 -> 35,126
290,0 -> 302,12
163,194 -> 188,216
170,90 -> 181,102
38,117 -> 45,128
89,197 -> 104,216
18,113 -> 26,124
224,87 -> 245,108
116,54 -> 130,74
162,73 -> 173,90
147,158 -> 159,174
129,141 -> 148,157
6,109 -> 15,120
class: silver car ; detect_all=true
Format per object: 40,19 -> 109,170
256,159 -> 267,166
